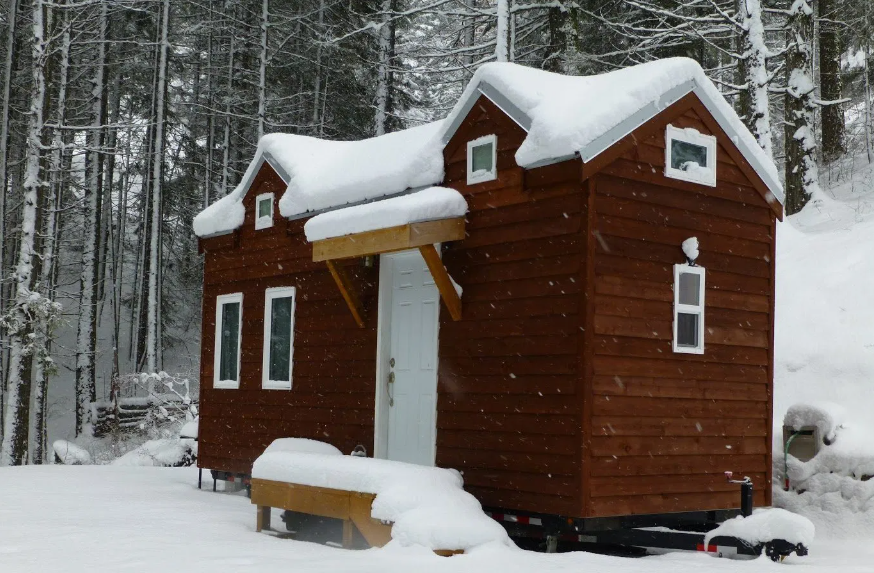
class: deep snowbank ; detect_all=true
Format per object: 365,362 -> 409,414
773,159 -> 874,537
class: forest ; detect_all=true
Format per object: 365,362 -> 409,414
0,0 -> 871,465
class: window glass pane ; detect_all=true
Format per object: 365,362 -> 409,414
677,312 -> 699,347
258,198 -> 271,219
219,302 -> 240,381
471,142 -> 493,173
678,272 -> 700,306
268,296 -> 293,382
671,139 -> 708,171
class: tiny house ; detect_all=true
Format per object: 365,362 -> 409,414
194,57 -> 782,522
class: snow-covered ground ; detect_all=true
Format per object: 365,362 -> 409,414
0,465 -> 870,573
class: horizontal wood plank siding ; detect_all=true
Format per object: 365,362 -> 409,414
198,164 -> 378,474
437,95 -> 583,517
585,106 -> 774,517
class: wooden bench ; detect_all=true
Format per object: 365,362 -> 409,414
250,478 -> 463,555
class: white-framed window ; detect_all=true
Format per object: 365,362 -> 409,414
673,264 -> 705,354
214,293 -> 243,389
664,125 -> 717,187
262,286 -> 296,390
255,192 -> 274,230
466,134 -> 497,185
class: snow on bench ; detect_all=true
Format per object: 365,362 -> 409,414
252,438 -> 509,551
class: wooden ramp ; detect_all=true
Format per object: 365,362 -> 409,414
250,478 -> 462,555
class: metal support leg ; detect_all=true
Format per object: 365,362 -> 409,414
198,468 -> 202,490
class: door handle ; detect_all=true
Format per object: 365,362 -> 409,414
387,370 -> 395,407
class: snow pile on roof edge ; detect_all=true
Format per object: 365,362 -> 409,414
252,448 -> 510,551
304,187 -> 468,242
703,508 -> 814,547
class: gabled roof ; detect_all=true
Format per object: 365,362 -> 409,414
441,58 -> 783,203
194,58 -> 783,239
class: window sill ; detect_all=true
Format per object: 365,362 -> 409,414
262,381 -> 292,390
213,380 -> 240,389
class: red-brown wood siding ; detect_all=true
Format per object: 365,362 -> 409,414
198,164 -> 379,473
437,95 -> 584,517
584,105 -> 774,517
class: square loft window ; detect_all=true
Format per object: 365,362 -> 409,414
262,287 -> 296,390
673,264 -> 705,354
255,192 -> 274,230
665,125 -> 717,187
467,134 -> 497,185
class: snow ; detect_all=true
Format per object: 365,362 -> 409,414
179,419 -> 198,439
444,58 -> 782,200
783,403 -> 846,444
194,122 -> 445,237
304,187 -> 467,242
111,438 -> 197,467
681,237 -> 699,262
1,466 -> 872,572
704,509 -> 815,548
262,437 -> 342,456
773,152 -> 874,539
52,439 -> 92,465
252,450 -> 509,551
195,58 -> 781,239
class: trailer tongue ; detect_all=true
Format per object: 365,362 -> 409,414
488,475 -> 813,562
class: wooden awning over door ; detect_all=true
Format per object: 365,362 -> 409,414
310,218 -> 465,327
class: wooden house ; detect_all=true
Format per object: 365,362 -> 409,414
193,58 -> 783,522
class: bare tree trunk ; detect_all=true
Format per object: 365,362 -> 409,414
496,0 -> 509,62
311,0 -> 325,133
257,0 -> 268,140
784,0 -> 820,215
146,0 -> 170,373
736,0 -> 773,158
32,0 -> 70,464
75,0 -> 107,436
374,0 -> 396,136
818,0 -> 845,163
1,0 -> 46,466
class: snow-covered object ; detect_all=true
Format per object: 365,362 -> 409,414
193,123 -> 445,237
681,236 -> 699,262
252,450 -> 510,550
112,438 -> 196,467
52,440 -> 92,465
304,187 -> 467,242
195,58 -> 782,239
443,58 -> 782,199
179,419 -> 198,439
262,437 -> 342,457
704,508 -> 814,548
784,402 -> 846,444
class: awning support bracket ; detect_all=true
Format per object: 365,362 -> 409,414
325,260 -> 366,328
419,244 -> 462,321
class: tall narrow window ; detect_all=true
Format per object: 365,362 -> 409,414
255,192 -> 274,230
673,265 -> 705,354
467,134 -> 497,185
214,293 -> 243,388
263,287 -> 296,389
664,125 -> 717,186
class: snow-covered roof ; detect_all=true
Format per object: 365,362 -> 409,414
442,58 -> 783,201
194,58 -> 782,238
304,187 -> 467,242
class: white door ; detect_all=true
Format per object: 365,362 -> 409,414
384,250 -> 440,465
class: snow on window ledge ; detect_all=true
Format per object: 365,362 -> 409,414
664,125 -> 717,187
